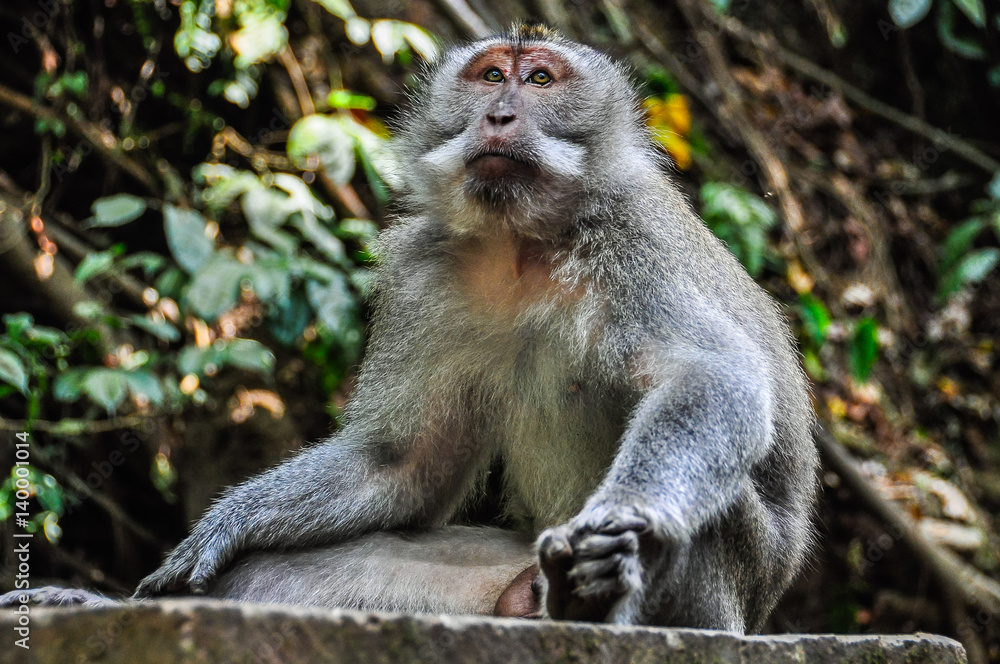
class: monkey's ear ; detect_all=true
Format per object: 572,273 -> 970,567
508,20 -> 560,42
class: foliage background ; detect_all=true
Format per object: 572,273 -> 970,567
1,0 -> 999,659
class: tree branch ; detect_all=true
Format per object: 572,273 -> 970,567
715,13 -> 1000,174
818,427 -> 1000,616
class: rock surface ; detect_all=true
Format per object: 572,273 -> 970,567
0,598 -> 966,663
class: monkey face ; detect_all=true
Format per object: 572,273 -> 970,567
394,28 -> 650,238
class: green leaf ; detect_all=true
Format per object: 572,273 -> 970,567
24,324 -> 66,347
345,16 -> 371,44
313,0 -> 356,20
986,171 -> 1000,201
951,0 -> 986,27
3,313 -> 34,340
0,348 -> 28,395
316,0 -> 355,21
941,247 -> 1000,296
74,250 -> 115,283
121,370 -> 166,406
287,115 -> 357,185
327,90 -> 376,110
53,369 -> 87,402
798,294 -> 831,347
293,214 -> 346,265
358,145 -> 391,206
129,315 -> 181,342
164,204 -> 215,274
178,339 -> 274,376
849,318 -> 880,383
268,287 -> 312,346
196,164 -> 263,212
700,182 -> 775,276
989,64 -> 1000,88
337,218 -> 378,241
185,257 -> 246,321
889,0 -> 933,27
306,274 -> 359,338
222,339 -> 275,373
72,300 -> 105,321
155,267 -> 188,300
802,348 -> 826,382
244,261 -> 290,303
81,368 -> 128,415
242,188 -> 299,254
59,71 -> 89,98
370,20 -> 438,63
937,1 -> 987,58
940,218 -> 985,270
86,194 -> 147,228
177,346 -> 214,376
118,252 -> 167,277
230,10 -> 288,69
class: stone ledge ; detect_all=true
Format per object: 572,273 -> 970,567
0,598 -> 966,664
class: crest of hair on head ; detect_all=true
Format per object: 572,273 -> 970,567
505,21 -> 562,43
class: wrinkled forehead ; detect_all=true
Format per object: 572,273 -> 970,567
437,37 -> 601,80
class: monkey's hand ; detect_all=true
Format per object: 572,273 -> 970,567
537,503 -> 676,624
133,523 -> 235,598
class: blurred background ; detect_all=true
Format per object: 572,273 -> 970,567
0,0 -> 998,659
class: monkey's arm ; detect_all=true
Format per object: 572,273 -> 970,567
135,417 -> 485,597
599,346 -> 774,536
539,343 -> 775,625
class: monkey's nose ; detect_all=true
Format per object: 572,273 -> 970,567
486,111 -> 517,126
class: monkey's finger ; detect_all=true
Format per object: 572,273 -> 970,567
567,553 -> 626,586
538,530 -> 573,567
572,576 -> 624,600
539,530 -> 576,620
188,565 -> 217,595
595,511 -> 649,535
133,574 -> 164,598
573,532 -> 638,560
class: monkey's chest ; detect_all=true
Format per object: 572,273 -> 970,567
491,342 -> 630,530
452,233 -> 587,317
447,234 -> 625,527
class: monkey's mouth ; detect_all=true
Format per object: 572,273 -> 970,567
466,152 -> 538,179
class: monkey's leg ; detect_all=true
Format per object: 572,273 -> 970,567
539,348 -> 779,630
208,526 -> 539,617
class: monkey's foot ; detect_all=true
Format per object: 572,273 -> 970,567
537,505 -> 653,623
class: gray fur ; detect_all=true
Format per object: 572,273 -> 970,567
135,25 -> 818,632
209,526 -> 534,614
0,526 -> 534,615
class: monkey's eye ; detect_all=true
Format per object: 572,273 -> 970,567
483,68 -> 505,83
528,70 -> 552,86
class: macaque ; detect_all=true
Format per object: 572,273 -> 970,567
9,24 -> 818,633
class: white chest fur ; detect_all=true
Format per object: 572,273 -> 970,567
445,232 -> 629,530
